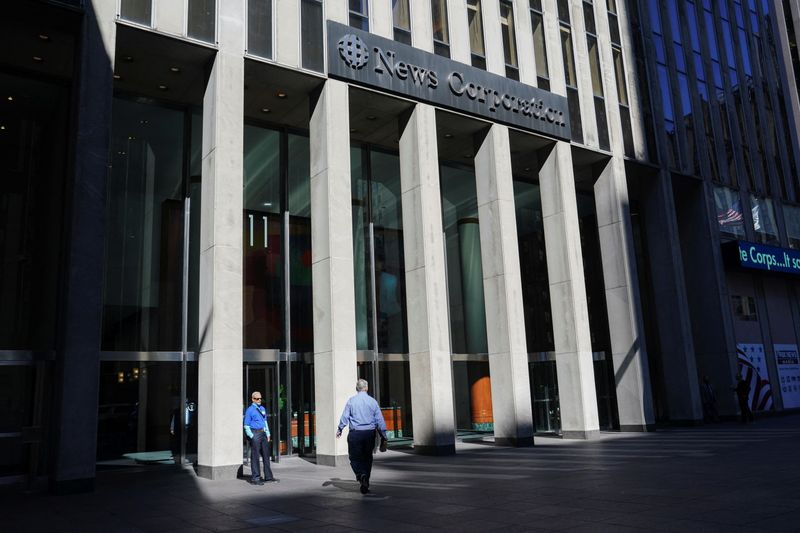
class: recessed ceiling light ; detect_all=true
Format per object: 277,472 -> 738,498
158,85 -> 168,91
524,167 -> 531,171
366,115 -> 376,120
113,74 -> 121,80
350,128 -> 357,133
32,56 -> 43,62
7,96 -> 13,101
261,108 -> 270,113
276,91 -> 287,98
123,56 -> 134,62
139,119 -> 149,125
444,133 -> 453,139
39,34 -> 50,41
169,66 -> 181,73
262,202 -> 272,207
463,153 -> 471,158
0,125 -> 5,130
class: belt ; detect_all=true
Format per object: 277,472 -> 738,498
253,428 -> 265,433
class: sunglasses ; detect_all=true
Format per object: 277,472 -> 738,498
252,397 -> 262,401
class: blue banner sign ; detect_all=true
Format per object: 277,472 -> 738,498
734,241 -> 800,275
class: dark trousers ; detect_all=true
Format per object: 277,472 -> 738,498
250,431 -> 274,480
347,429 -> 376,481
738,397 -> 755,423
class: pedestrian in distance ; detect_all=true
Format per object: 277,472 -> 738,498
337,379 -> 388,494
700,375 -> 719,422
733,373 -> 755,424
244,391 -> 278,485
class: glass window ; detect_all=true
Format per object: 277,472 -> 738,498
103,99 -> 186,350
394,0 -> 412,45
513,179 -> 553,353
750,194 -> 779,245
301,0 -> 324,72
531,10 -> 549,84
613,48 -> 628,105
187,0 -> 216,43
713,185 -> 745,240
584,1 -> 596,34
350,0 -> 369,31
561,27 -> 577,87
288,134 -> 313,353
557,0 -> 571,22
500,0 -> 519,79
440,164 -> 487,355
784,205 -> 800,249
588,36 -> 603,97
432,0 -> 450,57
120,0 -> 152,25
468,0 -> 486,68
0,73 -> 69,349
247,0 -> 273,58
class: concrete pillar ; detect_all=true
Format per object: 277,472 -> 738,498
154,0 -> 184,36
327,0 -> 348,25
539,142 -> 599,439
399,104 -> 456,455
640,170 -> 703,422
372,0 -> 393,39
276,0 -> 300,67
513,0 -> 537,86
474,125 -> 535,446
411,0 -> 434,52
51,0 -> 116,494
196,0 -> 245,480
594,158 -> 656,430
447,0 -> 471,64
480,0 -> 504,75
309,80 -> 358,466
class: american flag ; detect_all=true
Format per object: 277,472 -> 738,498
737,347 -> 773,411
718,200 -> 744,227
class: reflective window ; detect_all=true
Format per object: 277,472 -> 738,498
440,164 -> 487,355
351,146 -> 408,354
301,0 -> 324,72
432,0 -> 450,57
247,0 -> 273,59
187,0 -> 216,43
120,0 -> 152,26
530,4 -> 549,88
784,205 -> 800,249
713,185 -> 746,241
393,0 -> 412,45
467,0 -> 486,69
0,73 -> 68,349
513,179 -> 553,353
103,99 -> 186,351
750,194 -> 779,245
500,1 -> 519,80
350,0 -> 369,31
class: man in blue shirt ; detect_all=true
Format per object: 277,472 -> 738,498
337,379 -> 387,494
243,391 -> 276,485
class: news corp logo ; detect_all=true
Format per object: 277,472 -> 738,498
338,34 -> 369,69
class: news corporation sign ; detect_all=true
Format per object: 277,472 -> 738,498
327,21 -> 571,141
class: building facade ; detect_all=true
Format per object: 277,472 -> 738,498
1,0 -> 799,491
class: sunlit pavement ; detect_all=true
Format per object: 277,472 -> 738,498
4,415 -> 800,532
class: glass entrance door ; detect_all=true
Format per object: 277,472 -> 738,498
0,364 -> 36,478
243,363 -> 279,461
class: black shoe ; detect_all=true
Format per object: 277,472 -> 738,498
263,478 -> 279,483
359,475 -> 369,494
250,478 -> 264,486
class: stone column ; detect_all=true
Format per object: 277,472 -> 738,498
410,0 -> 433,52
51,0 -> 116,494
309,80 -> 358,466
594,158 -> 656,430
372,0 -> 393,39
640,169 -> 703,423
399,104 -> 456,455
539,142 -> 599,439
447,0 -> 471,64
474,125 -> 535,446
196,0 -> 245,480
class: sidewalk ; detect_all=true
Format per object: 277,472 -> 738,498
4,415 -> 800,532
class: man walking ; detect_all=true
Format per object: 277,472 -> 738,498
337,379 -> 387,494
244,391 -> 277,485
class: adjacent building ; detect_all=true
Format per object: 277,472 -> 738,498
1,0 -> 798,492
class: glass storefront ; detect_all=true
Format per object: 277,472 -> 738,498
243,123 -> 315,455
440,163 -> 493,433
98,97 -> 201,465
351,145 -> 412,442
